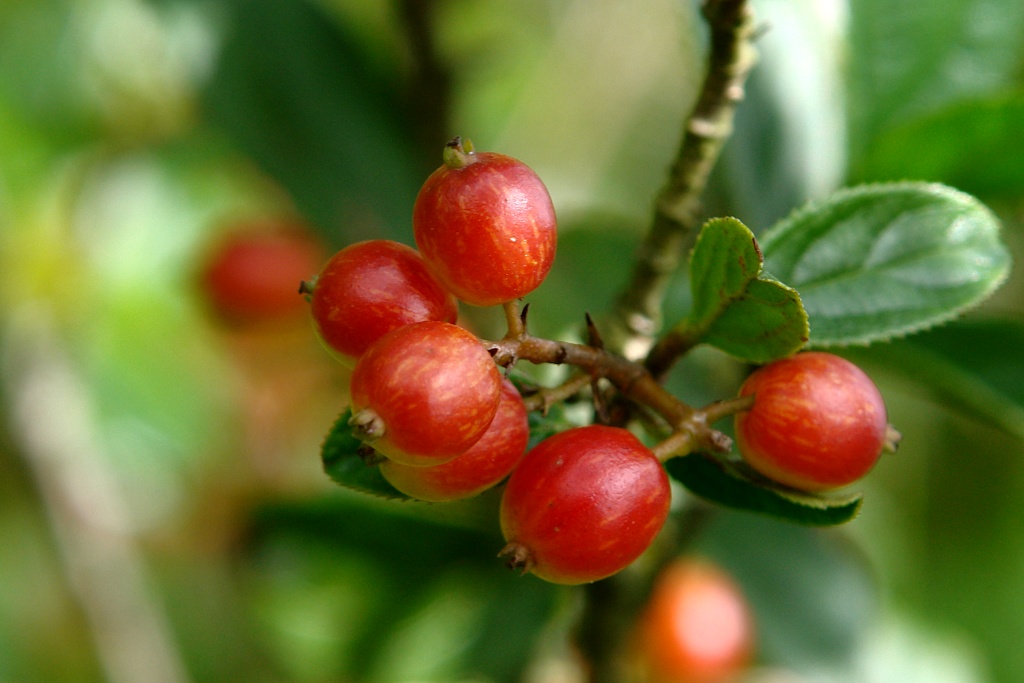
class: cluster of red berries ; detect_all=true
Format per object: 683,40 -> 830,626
300,137 -> 894,586
303,138 -> 669,584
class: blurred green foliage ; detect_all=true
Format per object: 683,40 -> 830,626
0,1 -> 1022,682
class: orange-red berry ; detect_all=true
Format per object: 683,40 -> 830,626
734,352 -> 889,491
348,321 -> 501,467
379,379 -> 529,502
634,558 -> 755,683
413,138 -> 557,306
499,425 -> 671,585
308,240 -> 457,366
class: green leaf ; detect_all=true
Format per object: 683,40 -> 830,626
246,496 -> 555,683
692,511 -> 877,667
759,182 -> 1010,347
665,454 -> 863,526
858,94 -> 1024,201
321,409 -> 410,501
683,217 -> 808,362
202,0 -> 425,243
702,277 -> 807,363
850,318 -> 1024,441
846,0 -> 1024,157
717,1 -> 848,229
525,400 -> 577,451
687,217 -> 763,326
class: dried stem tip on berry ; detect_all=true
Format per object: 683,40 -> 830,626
499,542 -> 534,575
349,408 -> 386,441
884,424 -> 903,453
442,136 -> 477,169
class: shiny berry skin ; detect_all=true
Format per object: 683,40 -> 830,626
734,352 -> 889,491
348,321 -> 501,467
379,379 -> 529,502
634,559 -> 755,683
199,220 -> 324,324
308,240 -> 458,366
499,425 -> 671,585
412,138 -> 557,307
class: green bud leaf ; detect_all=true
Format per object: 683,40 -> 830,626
759,182 -> 1011,346
683,217 -> 809,362
665,454 -> 863,526
321,408 -> 410,500
688,217 -> 763,326
702,277 -> 807,363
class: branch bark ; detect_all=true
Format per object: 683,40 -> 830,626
486,322 -> 734,458
608,0 -> 758,360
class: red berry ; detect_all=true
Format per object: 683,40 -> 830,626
634,558 -> 755,683
308,240 -> 458,366
379,379 -> 529,501
199,219 -> 324,324
348,321 -> 501,467
734,352 -> 890,491
413,137 -> 557,307
499,425 -> 671,585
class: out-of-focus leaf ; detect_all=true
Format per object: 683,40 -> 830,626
524,396 -> 577,451
852,318 -> 1024,441
846,0 -> 1024,157
202,0 -> 425,243
666,454 -> 863,527
713,0 -> 848,228
245,496 -> 557,683
681,217 -> 808,362
692,509 -> 878,667
321,409 -> 409,501
759,182 -> 1010,346
857,94 -> 1024,200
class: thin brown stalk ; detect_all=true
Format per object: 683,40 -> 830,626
608,0 -> 758,360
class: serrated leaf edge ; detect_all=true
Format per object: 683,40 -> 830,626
761,181 -> 1011,348
670,454 -> 863,526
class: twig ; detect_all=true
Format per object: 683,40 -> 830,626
3,313 -> 191,683
520,371 -> 592,413
486,330 -> 735,457
572,5 -> 758,680
607,0 -> 758,359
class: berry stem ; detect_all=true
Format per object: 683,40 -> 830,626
502,299 -> 526,339
520,372 -> 592,413
485,330 -> 731,458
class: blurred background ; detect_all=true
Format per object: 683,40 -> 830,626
1,0 -> 1023,681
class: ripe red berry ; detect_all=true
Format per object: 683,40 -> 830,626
307,240 -> 458,366
633,558 -> 755,683
734,352 -> 891,491
499,425 -> 671,585
199,219 -> 324,324
413,137 -> 557,307
379,379 -> 529,502
348,321 -> 501,467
